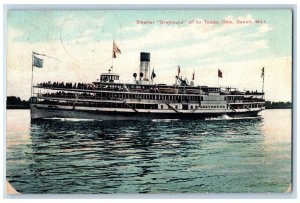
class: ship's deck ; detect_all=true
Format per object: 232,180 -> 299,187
34,82 -> 264,96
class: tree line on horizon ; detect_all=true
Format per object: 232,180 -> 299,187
264,101 -> 292,109
6,96 -> 292,109
6,96 -> 30,109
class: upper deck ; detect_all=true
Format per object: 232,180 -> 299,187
34,81 -> 264,97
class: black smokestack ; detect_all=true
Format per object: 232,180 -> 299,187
140,52 -> 150,62
140,52 -> 150,81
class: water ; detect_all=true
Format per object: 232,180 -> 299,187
6,109 -> 291,194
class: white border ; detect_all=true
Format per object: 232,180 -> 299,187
1,0 -> 298,202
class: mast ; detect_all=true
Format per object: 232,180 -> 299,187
111,39 -> 114,72
262,74 -> 264,93
261,67 -> 265,93
31,51 -> 34,104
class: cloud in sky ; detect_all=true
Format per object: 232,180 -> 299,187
6,10 -> 292,102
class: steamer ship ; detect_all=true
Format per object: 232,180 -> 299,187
30,51 -> 265,121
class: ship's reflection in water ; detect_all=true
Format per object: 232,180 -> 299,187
6,110 -> 291,193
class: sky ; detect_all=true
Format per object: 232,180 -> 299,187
6,9 -> 292,102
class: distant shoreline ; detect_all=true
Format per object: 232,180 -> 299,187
7,106 -> 30,109
265,101 -> 292,109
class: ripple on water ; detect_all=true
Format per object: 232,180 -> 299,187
6,109 -> 292,193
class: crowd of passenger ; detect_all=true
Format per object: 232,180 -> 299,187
38,81 -> 96,90
245,90 -> 264,95
38,100 -> 140,109
38,81 -> 262,96
220,90 -> 263,95
41,91 -> 94,98
38,81 -> 163,93
40,92 -> 133,102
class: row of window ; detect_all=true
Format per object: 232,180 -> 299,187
100,92 -> 204,101
244,103 -> 264,108
41,100 -> 158,109
159,104 -> 226,110
41,92 -> 205,102
199,105 -> 226,109
230,103 -> 264,109
225,96 -> 264,101
205,88 -> 220,92
100,75 -> 120,82
225,96 -> 244,101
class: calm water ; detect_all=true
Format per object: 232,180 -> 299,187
6,109 -> 291,194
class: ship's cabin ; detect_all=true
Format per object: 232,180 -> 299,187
99,73 -> 120,83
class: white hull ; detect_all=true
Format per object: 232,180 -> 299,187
31,104 -> 264,121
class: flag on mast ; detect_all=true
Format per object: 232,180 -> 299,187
33,55 -> 43,68
112,40 -> 121,58
218,69 -> 223,78
151,68 -> 156,80
33,51 -> 59,61
177,65 -> 181,76
192,70 -> 195,80
33,51 -> 46,57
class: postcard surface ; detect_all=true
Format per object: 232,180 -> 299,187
6,9 -> 292,194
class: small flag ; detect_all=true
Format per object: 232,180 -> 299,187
151,68 -> 156,80
33,51 -> 46,57
218,69 -> 223,78
33,55 -> 43,68
112,50 -> 117,58
113,41 -> 121,54
177,65 -> 181,76
33,51 -> 59,61
192,70 -> 195,80
112,40 -> 121,58
261,67 -> 264,78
